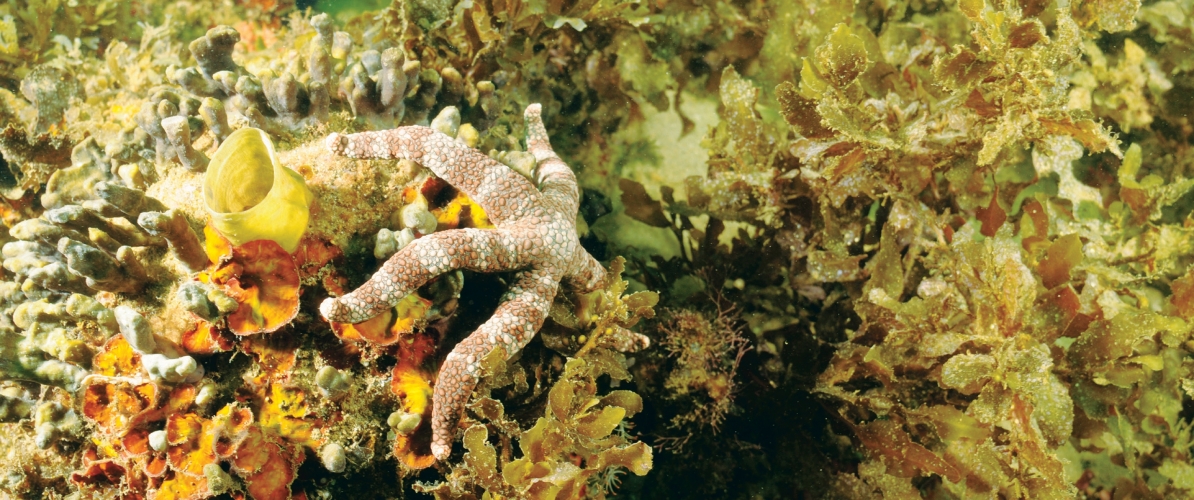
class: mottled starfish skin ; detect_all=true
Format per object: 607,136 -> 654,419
319,104 -> 606,460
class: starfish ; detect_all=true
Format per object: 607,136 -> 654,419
320,104 -> 607,460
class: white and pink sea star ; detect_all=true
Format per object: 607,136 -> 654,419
319,104 -> 607,460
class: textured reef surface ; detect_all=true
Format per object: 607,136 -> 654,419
2,0 -> 1194,498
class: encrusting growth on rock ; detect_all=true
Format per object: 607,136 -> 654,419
320,103 -> 606,460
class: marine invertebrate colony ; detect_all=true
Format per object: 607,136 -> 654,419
203,127 -> 314,253
321,103 -> 606,461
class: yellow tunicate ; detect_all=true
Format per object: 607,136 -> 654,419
203,128 -> 314,252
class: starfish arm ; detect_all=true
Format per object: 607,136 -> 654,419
524,104 -> 581,215
564,249 -> 607,293
320,228 -> 525,324
429,267 -> 559,460
327,127 -> 540,224
536,157 -> 581,217
524,103 -> 555,162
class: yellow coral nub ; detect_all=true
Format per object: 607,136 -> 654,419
204,127 -> 314,253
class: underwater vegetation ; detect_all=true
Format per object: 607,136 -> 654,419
1,0 -> 1194,497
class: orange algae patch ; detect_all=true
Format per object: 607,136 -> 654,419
122,429 -> 150,456
391,367 -> 433,417
180,321 -> 235,354
292,238 -> 343,277
293,237 -> 348,294
199,226 -> 301,335
155,472 -> 209,500
166,413 -> 218,477
413,180 -> 434,202
240,334 -> 299,376
77,378 -> 200,498
390,329 -> 439,469
331,293 -> 432,346
391,364 -> 436,470
243,441 -> 303,500
228,426 -> 272,475
144,454 -> 168,478
93,336 -> 142,377
416,176 -> 493,230
257,382 -> 322,448
332,310 -> 395,345
203,224 -> 233,265
235,337 -> 327,461
72,450 -> 150,493
434,191 -> 492,230
84,381 -> 197,436
214,241 -> 301,335
70,458 -> 128,488
145,403 -> 304,500
84,381 -> 159,434
212,404 -> 255,458
230,426 -> 303,500
398,321 -> 439,366
232,17 -> 282,51
134,385 -> 198,430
